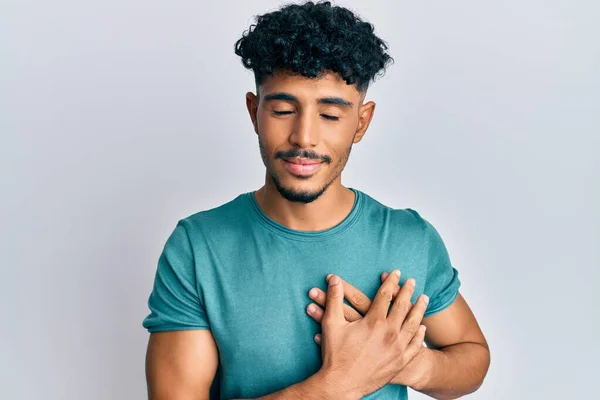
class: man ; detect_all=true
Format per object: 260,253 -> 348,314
142,1 -> 490,399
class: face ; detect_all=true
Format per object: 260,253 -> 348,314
246,70 -> 376,203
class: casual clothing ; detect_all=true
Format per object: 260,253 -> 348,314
143,189 -> 461,399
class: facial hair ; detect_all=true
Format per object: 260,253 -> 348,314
258,135 -> 354,204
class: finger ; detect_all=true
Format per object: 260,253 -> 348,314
402,324 -> 426,362
343,305 -> 363,322
338,277 -> 372,316
381,272 -> 401,299
308,287 -> 327,307
310,285 -> 369,318
399,293 -> 428,342
314,333 -> 322,346
307,302 -> 324,324
322,274 -> 345,326
307,298 -> 363,324
365,269 -> 401,322
388,278 -> 417,327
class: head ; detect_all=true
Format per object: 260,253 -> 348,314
235,1 -> 393,203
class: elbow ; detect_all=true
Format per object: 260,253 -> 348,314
464,345 -> 491,398
448,345 -> 492,400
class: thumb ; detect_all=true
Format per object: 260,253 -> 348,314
323,274 -> 345,325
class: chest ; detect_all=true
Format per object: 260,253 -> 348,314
200,235 -> 427,398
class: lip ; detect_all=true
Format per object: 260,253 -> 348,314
284,157 -> 321,165
282,158 -> 323,176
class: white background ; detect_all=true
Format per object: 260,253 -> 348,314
2,0 -> 599,398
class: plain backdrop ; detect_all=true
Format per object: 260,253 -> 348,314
2,0 -> 599,399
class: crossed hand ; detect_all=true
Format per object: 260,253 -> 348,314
305,270 -> 430,395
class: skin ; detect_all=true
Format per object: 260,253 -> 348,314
314,271 -> 429,398
145,69 -> 491,399
307,273 -> 491,398
246,69 -> 375,231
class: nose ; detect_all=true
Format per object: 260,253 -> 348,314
288,110 -> 320,148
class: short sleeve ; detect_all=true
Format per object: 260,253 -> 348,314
142,220 -> 210,332
417,214 -> 461,317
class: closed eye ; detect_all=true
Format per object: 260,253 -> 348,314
272,111 -> 339,121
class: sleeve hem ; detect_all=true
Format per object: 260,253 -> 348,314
146,325 -> 211,333
423,289 -> 460,318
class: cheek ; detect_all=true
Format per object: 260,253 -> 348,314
258,108 -> 288,128
257,123 -> 287,158
258,117 -> 293,145
324,122 -> 356,153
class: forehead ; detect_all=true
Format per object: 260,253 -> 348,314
259,71 -> 362,103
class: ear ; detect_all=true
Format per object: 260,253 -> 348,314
353,100 -> 376,144
245,91 -> 259,135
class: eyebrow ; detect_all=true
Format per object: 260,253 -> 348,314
263,92 -> 353,108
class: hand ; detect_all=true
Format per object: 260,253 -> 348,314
316,270 -> 429,398
308,271 -> 402,324
307,272 -> 430,388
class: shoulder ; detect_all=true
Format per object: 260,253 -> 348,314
176,192 -> 250,233
358,190 -> 430,235
165,193 -> 254,255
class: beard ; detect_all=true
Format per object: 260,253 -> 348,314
258,135 -> 353,204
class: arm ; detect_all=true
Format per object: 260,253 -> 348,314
406,213 -> 490,398
231,371 -> 355,400
145,330 -> 219,400
305,275 -> 490,398
410,293 -> 491,400
143,221 -> 220,399
145,330 -> 353,400
143,222 -> 356,399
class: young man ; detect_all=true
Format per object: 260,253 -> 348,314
142,2 -> 490,399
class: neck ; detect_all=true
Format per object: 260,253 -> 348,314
253,175 -> 356,232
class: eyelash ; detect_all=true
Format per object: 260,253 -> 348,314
272,111 -> 339,121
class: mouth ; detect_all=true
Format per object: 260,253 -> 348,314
281,157 -> 323,177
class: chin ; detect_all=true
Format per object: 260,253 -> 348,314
273,177 -> 329,204
278,187 -> 324,204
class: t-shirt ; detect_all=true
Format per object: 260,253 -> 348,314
142,188 -> 461,400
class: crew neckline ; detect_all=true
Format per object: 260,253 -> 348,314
245,188 -> 364,241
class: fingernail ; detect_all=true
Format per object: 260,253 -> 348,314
329,275 -> 340,285
309,288 -> 318,298
422,295 -> 429,305
393,269 -> 400,277
307,304 -> 316,313
326,274 -> 332,282
408,278 -> 415,287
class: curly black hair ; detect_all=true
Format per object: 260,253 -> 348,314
234,1 -> 393,93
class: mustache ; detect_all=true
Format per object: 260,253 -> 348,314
275,149 -> 332,164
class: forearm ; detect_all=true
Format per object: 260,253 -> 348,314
232,370 -> 359,400
412,343 -> 490,400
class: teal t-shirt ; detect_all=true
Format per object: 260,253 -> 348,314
142,188 -> 461,399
